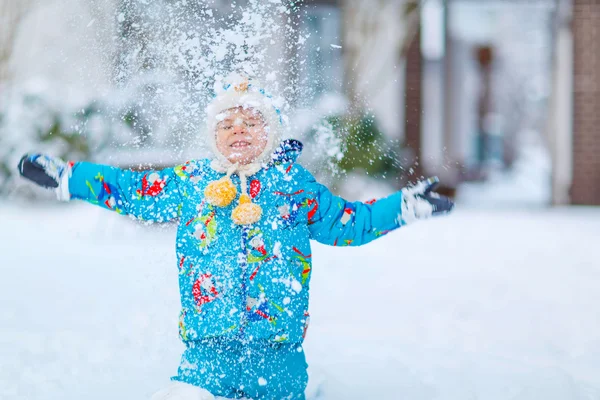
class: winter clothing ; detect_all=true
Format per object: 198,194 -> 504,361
204,163 -> 264,226
18,153 -> 71,200
399,176 -> 454,224
172,338 -> 308,399
206,73 -> 284,167
64,139 -> 406,345
204,75 -> 285,226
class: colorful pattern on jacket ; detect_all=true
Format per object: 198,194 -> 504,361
68,140 -> 404,344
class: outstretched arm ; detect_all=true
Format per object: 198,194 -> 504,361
304,172 -> 453,247
18,154 -> 184,222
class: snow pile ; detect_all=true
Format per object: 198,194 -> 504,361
457,140 -> 552,208
1,202 -> 599,400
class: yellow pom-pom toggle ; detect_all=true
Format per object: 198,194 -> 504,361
238,194 -> 251,204
232,194 -> 262,225
204,177 -> 237,207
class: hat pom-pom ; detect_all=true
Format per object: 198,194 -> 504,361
232,194 -> 262,225
205,177 -> 237,207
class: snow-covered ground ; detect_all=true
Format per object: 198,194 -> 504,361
1,195 -> 599,400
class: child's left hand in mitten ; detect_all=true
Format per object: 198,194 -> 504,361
400,176 -> 454,224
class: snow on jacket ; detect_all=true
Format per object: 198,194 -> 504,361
68,139 -> 404,344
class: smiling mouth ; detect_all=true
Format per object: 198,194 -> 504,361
230,141 -> 251,148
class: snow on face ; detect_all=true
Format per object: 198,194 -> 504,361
215,107 -> 268,165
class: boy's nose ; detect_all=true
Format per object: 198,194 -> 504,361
232,124 -> 246,134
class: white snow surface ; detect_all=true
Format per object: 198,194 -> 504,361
1,202 -> 599,400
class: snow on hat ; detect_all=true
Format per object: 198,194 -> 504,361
205,72 -> 285,166
203,73 -> 286,226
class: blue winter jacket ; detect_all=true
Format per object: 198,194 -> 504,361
68,140 -> 404,344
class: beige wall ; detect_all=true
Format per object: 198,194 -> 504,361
548,0 -> 573,206
341,0 -> 409,139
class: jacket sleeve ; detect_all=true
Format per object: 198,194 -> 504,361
301,168 -> 403,246
67,161 -> 184,222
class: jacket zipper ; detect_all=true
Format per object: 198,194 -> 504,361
239,225 -> 249,341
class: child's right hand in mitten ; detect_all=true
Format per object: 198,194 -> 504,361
18,153 -> 71,200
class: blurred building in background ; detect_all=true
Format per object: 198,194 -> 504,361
1,0 -> 599,205
549,0 -> 600,205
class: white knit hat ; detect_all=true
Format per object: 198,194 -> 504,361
202,73 -> 286,226
205,72 -> 285,168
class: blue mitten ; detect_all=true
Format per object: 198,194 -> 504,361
400,177 -> 454,224
18,153 -> 71,200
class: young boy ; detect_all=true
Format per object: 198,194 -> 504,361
18,75 -> 453,400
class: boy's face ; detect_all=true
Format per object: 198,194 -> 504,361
215,107 -> 268,165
